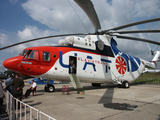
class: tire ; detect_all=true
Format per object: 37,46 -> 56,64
122,81 -> 130,88
44,84 -> 55,92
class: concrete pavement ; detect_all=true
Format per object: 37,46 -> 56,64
20,79 -> 160,120
1,79 -> 160,120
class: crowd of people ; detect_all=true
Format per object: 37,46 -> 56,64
0,73 -> 37,111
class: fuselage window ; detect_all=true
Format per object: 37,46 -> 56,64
53,54 -> 56,58
43,52 -> 50,61
19,49 -> 28,56
28,50 -> 39,59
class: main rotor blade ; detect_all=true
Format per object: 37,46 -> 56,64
74,0 -> 101,31
114,35 -> 160,45
112,30 -> 160,34
109,18 -> 160,31
0,33 -> 88,51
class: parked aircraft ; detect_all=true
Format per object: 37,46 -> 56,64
1,0 -> 160,92
143,68 -> 160,73
0,69 -> 15,79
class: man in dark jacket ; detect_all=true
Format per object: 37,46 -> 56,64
5,73 -> 25,101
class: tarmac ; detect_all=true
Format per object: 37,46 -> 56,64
1,79 -> 160,120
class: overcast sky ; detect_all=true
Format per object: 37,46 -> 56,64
0,0 -> 160,72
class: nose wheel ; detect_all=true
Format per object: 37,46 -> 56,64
44,84 -> 55,92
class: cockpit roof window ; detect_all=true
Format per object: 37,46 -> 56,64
24,50 -> 32,58
19,49 -> 28,56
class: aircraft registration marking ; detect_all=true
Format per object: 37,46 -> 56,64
21,61 -> 32,64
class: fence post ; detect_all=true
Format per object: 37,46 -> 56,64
9,94 -> 12,120
20,102 -> 21,120
39,111 -> 41,120
16,100 -> 18,119
30,107 -> 32,120
12,97 -> 15,120
37,110 -> 39,120
6,91 -> 9,114
25,105 -> 26,120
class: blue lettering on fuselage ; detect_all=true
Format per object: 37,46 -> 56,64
101,59 -> 111,73
83,56 -> 112,73
59,51 -> 112,73
59,51 -> 69,68
83,56 -> 96,71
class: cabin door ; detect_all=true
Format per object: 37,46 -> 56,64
69,56 -> 77,74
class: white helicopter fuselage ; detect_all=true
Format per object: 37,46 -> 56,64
38,35 -> 149,84
3,35 -> 158,86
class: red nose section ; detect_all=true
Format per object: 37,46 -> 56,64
3,56 -> 21,71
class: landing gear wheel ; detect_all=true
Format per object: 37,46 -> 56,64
92,83 -> 101,87
44,84 -> 55,92
122,81 -> 130,88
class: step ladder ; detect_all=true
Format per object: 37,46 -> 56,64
69,74 -> 84,93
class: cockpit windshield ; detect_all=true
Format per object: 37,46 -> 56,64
19,49 -> 28,56
20,49 -> 39,59
28,50 -> 39,59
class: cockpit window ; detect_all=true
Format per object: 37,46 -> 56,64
43,52 -> 50,61
19,49 -> 28,56
28,50 -> 39,59
24,50 -> 32,58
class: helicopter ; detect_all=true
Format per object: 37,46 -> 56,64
0,69 -> 15,79
1,0 -> 160,92
0,69 -> 32,79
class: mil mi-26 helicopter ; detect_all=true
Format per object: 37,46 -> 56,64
1,0 -> 160,92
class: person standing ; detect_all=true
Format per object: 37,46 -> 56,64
5,74 -> 13,94
0,76 -> 3,87
5,73 -> 24,101
69,59 -> 76,74
0,82 -> 4,107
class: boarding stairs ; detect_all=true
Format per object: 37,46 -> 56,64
69,74 -> 84,93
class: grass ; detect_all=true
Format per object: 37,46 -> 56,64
132,72 -> 160,84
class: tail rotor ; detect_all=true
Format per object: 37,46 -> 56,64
146,43 -> 158,55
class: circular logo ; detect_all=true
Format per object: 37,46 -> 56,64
115,56 -> 127,74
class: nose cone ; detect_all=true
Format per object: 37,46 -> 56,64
3,56 -> 20,71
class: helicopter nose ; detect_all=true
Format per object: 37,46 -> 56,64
3,56 -> 20,70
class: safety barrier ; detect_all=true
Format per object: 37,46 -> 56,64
5,91 -> 56,120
